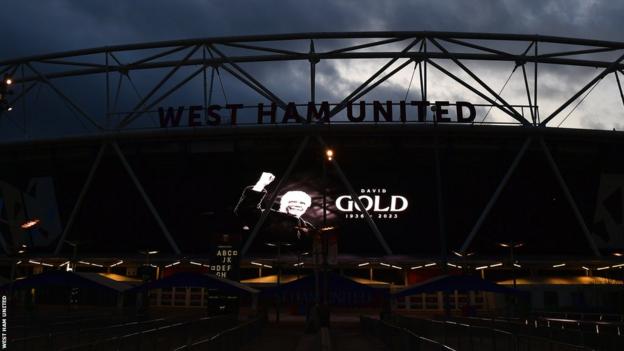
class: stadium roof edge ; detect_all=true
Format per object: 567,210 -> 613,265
2,124 -> 624,149
3,31 -> 624,66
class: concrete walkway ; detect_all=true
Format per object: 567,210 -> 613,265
241,318 -> 388,351
240,322 -> 306,351
331,323 -> 387,351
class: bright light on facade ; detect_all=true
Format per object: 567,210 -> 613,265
20,219 -> 40,229
325,149 -> 334,161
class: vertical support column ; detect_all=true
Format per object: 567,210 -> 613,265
252,293 -> 258,312
434,134 -> 450,317
202,45 -> 208,122
521,64 -> 535,125
21,65 -> 27,135
105,51 -> 110,129
310,40 -> 317,105
534,41 -> 539,123
423,38 -> 428,102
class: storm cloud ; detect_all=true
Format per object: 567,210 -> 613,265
2,0 -> 624,138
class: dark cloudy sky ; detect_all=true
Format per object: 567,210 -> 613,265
2,0 -> 624,138
3,0 -> 622,53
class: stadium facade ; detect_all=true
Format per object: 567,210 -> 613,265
2,32 -> 624,312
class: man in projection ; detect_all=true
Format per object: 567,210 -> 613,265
234,172 -> 315,249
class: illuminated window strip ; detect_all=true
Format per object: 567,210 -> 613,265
165,261 -> 181,268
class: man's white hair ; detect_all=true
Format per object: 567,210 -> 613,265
279,190 -> 312,213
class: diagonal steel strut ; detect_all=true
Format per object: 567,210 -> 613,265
328,38 -> 422,119
54,143 -> 107,255
26,63 -> 104,131
315,136 -> 393,255
116,45 -> 197,129
429,38 -> 531,126
426,59 -> 521,122
460,137 -> 532,253
541,51 -> 624,126
111,141 -> 182,255
539,137 -> 601,257
241,136 -> 311,256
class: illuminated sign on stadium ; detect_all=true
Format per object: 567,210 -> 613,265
158,100 -> 476,127
336,188 -> 409,219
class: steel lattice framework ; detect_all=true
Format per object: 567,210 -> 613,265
2,32 -> 624,264
2,31 -> 624,133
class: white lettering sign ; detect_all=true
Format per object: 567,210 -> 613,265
335,188 -> 409,220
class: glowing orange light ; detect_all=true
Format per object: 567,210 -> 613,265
20,219 -> 40,229
325,149 -> 334,161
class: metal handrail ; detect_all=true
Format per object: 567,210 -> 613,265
76,315 -> 234,349
173,314 -> 265,351
361,315 -> 457,351
11,317 -> 166,343
390,314 -> 598,351
10,316 -> 239,350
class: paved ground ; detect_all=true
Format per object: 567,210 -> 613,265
240,322 -> 307,351
241,317 -> 388,351
331,323 -> 388,351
